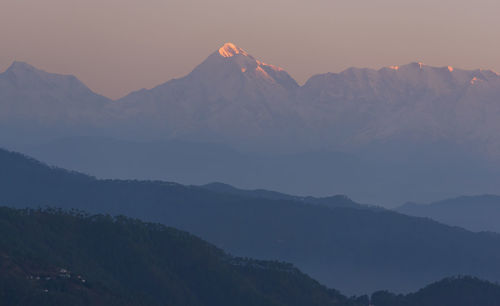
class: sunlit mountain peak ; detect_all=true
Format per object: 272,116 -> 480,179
218,42 -> 249,58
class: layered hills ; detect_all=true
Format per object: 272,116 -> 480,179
0,206 -> 366,306
4,148 -> 500,294
2,205 -> 500,306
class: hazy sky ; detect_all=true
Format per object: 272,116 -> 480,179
1,0 -> 499,99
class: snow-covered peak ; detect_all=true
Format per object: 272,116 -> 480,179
212,43 -> 287,74
180,43 -> 298,92
218,42 -> 249,58
2,61 -> 91,92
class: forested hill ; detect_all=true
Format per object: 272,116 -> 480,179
0,207 -> 367,306
371,276 -> 500,306
3,206 -> 500,306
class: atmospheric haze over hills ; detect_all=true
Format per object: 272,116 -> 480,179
2,42 -> 500,205
5,147 -> 500,295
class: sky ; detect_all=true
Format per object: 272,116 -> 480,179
1,0 -> 499,99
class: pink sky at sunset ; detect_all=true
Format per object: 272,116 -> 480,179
1,0 -> 499,99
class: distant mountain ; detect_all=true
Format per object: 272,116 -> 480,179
371,276 -> 500,306
5,148 -> 500,294
298,63 -> 500,153
115,42 -> 302,148
396,195 -> 500,233
0,206 -> 366,306
113,44 -> 500,154
0,62 -> 111,146
4,46 -> 500,155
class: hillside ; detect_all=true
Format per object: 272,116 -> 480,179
2,206 -> 499,306
0,206 -> 366,306
4,148 -> 500,294
201,182 -> 370,209
371,276 -> 500,306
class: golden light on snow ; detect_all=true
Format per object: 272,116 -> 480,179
448,66 -> 454,72
389,65 -> 399,70
256,59 -> 283,72
265,63 -> 284,72
218,42 -> 285,75
218,42 -> 249,58
255,66 -> 272,79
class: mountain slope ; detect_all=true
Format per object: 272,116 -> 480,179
4,148 -> 500,294
396,195 -> 500,233
0,206 -> 366,306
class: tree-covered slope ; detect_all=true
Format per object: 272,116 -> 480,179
0,207 -> 366,306
371,276 -> 500,306
3,148 -> 500,294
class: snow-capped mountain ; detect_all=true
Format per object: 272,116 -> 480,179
112,44 -> 500,154
5,43 -> 500,204
0,61 -> 110,120
3,43 -> 500,156
115,43 -> 302,148
297,62 -> 500,154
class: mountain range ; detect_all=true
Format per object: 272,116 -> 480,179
4,42 -> 500,152
5,147 -> 500,294
3,42 -> 500,204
